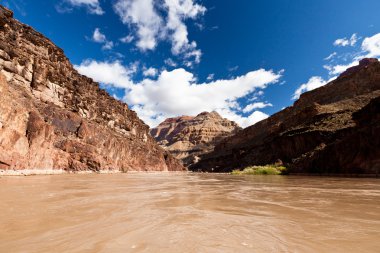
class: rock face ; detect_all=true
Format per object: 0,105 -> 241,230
150,112 -> 241,166
0,6 -> 184,173
191,59 -> 380,175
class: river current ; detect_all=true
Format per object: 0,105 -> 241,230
0,173 -> 379,252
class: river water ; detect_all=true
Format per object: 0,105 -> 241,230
0,173 -> 379,253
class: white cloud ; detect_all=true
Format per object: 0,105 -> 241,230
91,28 -> 114,50
93,28 -> 106,43
362,33 -> 380,58
242,102 -> 273,113
102,41 -> 114,50
206,74 -> 214,81
113,0 -> 205,65
228,65 -> 239,72
323,61 -> 358,76
323,33 -> 380,76
63,0 -> 104,15
324,52 -> 337,61
164,58 -> 177,67
164,0 -> 206,63
334,33 -> 358,47
75,60 -> 281,128
143,67 -> 158,77
216,109 -> 269,128
74,60 -> 135,89
113,0 -> 164,51
292,76 -> 327,100
294,33 -> 380,101
120,34 -> 134,43
124,68 -> 281,127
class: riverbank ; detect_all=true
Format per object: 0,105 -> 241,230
0,169 -> 191,176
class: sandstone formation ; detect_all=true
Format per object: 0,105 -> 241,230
150,112 -> 241,166
191,59 -> 380,175
0,6 -> 184,174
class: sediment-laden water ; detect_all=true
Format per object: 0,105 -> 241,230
0,173 -> 379,253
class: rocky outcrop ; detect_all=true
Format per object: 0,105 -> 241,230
150,112 -> 241,166
0,5 -> 184,173
191,59 -> 380,175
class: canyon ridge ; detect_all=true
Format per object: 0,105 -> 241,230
0,6 -> 184,174
150,111 -> 241,166
190,59 -> 380,175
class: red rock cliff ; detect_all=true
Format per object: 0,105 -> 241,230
0,6 -> 184,173
191,59 -> 380,175
150,111 -> 241,166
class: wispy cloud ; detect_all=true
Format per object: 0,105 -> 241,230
333,33 -> 358,47
294,32 -> 380,99
57,0 -> 104,15
242,102 -> 273,113
120,34 -> 134,43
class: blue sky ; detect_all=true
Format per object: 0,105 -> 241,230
4,0 -> 380,127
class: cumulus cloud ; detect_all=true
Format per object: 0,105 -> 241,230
164,0 -> 206,62
75,60 -> 281,127
59,0 -> 104,15
113,0 -> 205,65
91,28 -> 114,50
323,61 -> 358,76
292,76 -> 326,100
143,67 -> 158,77
93,28 -> 106,42
362,33 -> 380,58
242,102 -> 273,113
334,33 -> 358,47
102,41 -> 114,50
113,0 -> 163,51
74,60 -> 135,89
164,58 -> 177,67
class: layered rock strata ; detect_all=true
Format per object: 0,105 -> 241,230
191,59 -> 380,175
150,112 -> 241,166
0,6 -> 184,173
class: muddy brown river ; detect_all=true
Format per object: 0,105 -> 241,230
0,173 -> 379,253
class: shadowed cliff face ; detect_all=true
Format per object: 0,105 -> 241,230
0,6 -> 184,173
191,59 -> 380,175
150,111 -> 241,166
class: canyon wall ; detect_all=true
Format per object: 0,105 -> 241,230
0,6 -> 184,173
191,59 -> 380,175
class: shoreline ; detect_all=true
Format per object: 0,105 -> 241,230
1,170 -> 378,178
0,169 -> 189,176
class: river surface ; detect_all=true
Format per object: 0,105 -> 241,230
0,173 -> 379,253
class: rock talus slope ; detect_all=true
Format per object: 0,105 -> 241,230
0,6 -> 184,173
150,112 -> 241,166
191,59 -> 380,175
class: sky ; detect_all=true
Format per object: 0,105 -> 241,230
3,0 -> 380,127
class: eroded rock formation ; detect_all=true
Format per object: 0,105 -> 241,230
191,59 -> 380,175
0,6 -> 184,173
150,111 -> 241,166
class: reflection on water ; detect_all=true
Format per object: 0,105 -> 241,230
0,173 -> 379,253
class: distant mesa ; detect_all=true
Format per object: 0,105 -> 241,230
150,111 -> 241,166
